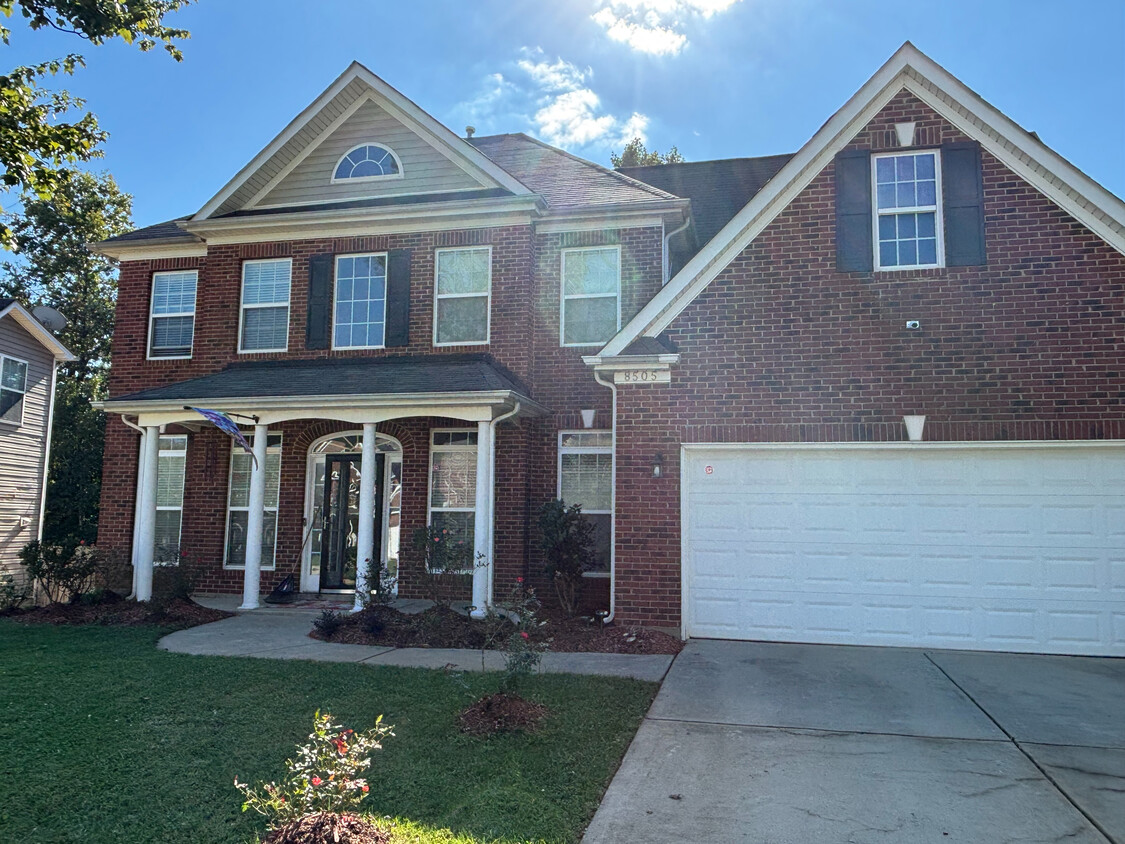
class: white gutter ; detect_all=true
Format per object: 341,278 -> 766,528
487,401 -> 521,611
662,215 -> 692,285
37,361 -> 58,545
119,414 -> 146,600
592,371 -> 618,625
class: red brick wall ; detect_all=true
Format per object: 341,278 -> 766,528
613,91 -> 1125,628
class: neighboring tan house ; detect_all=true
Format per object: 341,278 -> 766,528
0,298 -> 74,586
93,43 -> 1125,656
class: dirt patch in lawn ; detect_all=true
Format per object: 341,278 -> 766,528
310,604 -> 683,655
264,813 -> 389,844
5,594 -> 232,630
458,692 -> 549,736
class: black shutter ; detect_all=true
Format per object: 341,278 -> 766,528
384,248 -> 412,347
942,142 -> 986,266
306,253 -> 333,350
835,149 -> 873,272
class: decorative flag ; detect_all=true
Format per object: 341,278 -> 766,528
188,407 -> 258,468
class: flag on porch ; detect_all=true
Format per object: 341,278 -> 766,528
187,407 -> 258,467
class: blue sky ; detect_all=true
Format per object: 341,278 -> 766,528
5,0 -> 1123,229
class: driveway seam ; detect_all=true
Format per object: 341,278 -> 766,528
645,714 -> 1011,742
923,651 -> 1116,844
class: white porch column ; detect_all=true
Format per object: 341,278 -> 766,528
130,428 -> 148,597
134,426 -> 160,602
470,419 -> 492,619
352,422 -> 378,613
240,424 -> 269,610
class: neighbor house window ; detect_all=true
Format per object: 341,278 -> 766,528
334,253 -> 387,349
239,259 -> 291,353
558,431 -> 612,572
0,354 -> 28,425
434,246 -> 491,346
561,246 -> 620,346
332,144 -> 401,181
428,430 -> 477,563
148,270 -> 197,359
154,435 -> 187,563
873,150 -> 943,270
224,433 -> 282,569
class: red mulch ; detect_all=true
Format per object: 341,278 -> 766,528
263,813 -> 388,844
5,594 -> 232,630
310,604 -> 683,655
458,692 -> 549,736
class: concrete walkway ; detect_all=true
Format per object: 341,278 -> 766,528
583,640 -> 1125,843
159,604 -> 673,682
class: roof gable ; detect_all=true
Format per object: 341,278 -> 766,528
600,42 -> 1125,357
0,300 -> 75,361
195,62 -> 533,220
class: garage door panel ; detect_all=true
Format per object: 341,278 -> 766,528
684,446 -> 1125,656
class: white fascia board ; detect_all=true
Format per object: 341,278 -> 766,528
0,302 -> 75,361
581,353 -> 680,369
193,63 -> 534,221
600,41 -> 1125,357
88,241 -> 208,261
536,200 -> 690,234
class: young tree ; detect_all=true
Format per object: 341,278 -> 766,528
0,0 -> 191,248
1,171 -> 133,546
611,137 -> 685,168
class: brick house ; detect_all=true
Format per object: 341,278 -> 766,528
94,44 -> 1125,656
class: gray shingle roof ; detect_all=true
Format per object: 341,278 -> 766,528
108,354 -> 532,404
99,217 -> 199,245
469,134 -> 681,208
0,298 -> 14,312
214,188 -> 513,218
618,154 -> 794,247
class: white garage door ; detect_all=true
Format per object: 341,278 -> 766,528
683,444 -> 1125,656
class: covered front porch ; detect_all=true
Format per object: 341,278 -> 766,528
98,355 -> 544,614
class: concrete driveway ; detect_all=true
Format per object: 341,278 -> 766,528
583,640 -> 1125,843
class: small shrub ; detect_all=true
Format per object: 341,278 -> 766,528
313,609 -> 344,638
19,540 -> 104,604
411,525 -> 474,607
482,578 -> 550,689
152,550 -> 206,605
356,557 -> 398,610
234,710 -> 393,828
0,574 -> 28,613
538,500 -> 597,616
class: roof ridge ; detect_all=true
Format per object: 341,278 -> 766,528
619,153 -> 797,170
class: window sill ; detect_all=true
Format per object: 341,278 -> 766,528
582,571 -> 610,579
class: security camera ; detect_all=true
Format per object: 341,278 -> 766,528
906,320 -> 921,330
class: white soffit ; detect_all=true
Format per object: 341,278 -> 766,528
599,41 -> 1125,357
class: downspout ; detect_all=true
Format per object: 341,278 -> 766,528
37,362 -> 58,544
487,401 -> 521,609
120,414 -> 146,600
592,371 -> 617,624
662,216 -> 692,285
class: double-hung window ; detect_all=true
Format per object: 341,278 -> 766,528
224,433 -> 282,569
154,435 -> 187,563
873,150 -> 943,270
0,355 -> 29,425
558,431 -> 612,572
334,253 -> 387,349
434,247 -> 491,346
561,246 -> 620,346
148,270 -> 197,358
240,259 -> 291,353
428,430 -> 477,558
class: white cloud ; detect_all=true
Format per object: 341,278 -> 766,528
591,0 -> 742,55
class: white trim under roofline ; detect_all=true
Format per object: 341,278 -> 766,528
0,301 -> 75,361
88,242 -> 208,261
598,41 -> 1125,357
193,62 -> 533,221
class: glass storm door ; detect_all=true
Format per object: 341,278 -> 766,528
320,453 -> 384,591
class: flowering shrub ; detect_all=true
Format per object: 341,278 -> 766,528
234,711 -> 393,828
411,524 -> 475,607
484,578 -> 551,689
19,539 -> 104,604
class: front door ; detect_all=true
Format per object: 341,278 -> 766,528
320,453 -> 384,591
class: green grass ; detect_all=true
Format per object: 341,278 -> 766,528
0,621 -> 656,843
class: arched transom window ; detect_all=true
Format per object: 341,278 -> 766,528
333,144 -> 402,181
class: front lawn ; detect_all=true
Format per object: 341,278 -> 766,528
0,622 -> 656,843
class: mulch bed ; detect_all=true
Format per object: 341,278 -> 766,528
310,604 -> 683,655
458,692 -> 549,736
4,594 -> 232,630
263,813 -> 388,844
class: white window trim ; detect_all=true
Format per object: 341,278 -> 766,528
238,258 -> 292,354
560,245 -> 622,348
871,149 -> 946,272
154,435 -> 187,564
427,429 -> 478,573
223,433 -> 282,571
432,245 -> 492,347
0,353 -> 29,427
332,251 -> 389,351
147,270 -> 198,360
557,430 -> 613,578
330,143 -> 405,184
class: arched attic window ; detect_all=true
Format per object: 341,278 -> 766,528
332,143 -> 403,182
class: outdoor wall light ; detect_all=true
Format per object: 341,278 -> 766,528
653,453 -> 664,478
